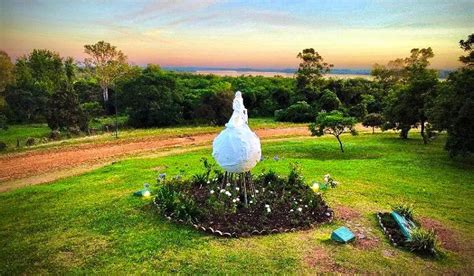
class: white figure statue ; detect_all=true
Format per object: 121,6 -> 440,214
212,91 -> 261,173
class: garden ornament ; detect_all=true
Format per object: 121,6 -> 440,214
212,91 -> 261,173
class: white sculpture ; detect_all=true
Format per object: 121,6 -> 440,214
212,91 -> 261,173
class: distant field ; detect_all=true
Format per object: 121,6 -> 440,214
0,132 -> 472,274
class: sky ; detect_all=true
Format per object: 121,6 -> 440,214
1,0 -> 473,69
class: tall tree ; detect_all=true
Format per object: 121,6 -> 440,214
427,35 -> 474,156
295,48 -> 333,102
0,51 -> 15,117
459,33 -> 473,67
83,41 -> 129,102
5,49 -> 66,122
376,48 -> 438,142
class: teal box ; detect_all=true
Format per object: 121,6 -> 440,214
391,211 -> 414,240
331,226 -> 355,243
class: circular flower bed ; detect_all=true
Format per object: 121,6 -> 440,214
153,161 -> 333,237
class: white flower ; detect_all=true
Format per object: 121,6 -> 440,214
249,200 -> 253,204
226,183 -> 231,187
266,208 -> 271,213
268,181 -> 271,184
255,190 -> 259,193
236,197 -> 240,201
265,204 -> 270,208
232,199 -> 237,203
290,209 -> 294,212
210,190 -> 215,194
207,180 -> 210,184
225,191 -> 232,196
297,207 -> 303,212
235,187 -> 240,191
305,205 -> 308,208
299,199 -> 302,202
220,189 -> 225,193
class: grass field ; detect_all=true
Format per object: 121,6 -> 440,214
1,132 -> 473,273
0,118 -> 302,153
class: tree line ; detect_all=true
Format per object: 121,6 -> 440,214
0,34 -> 472,156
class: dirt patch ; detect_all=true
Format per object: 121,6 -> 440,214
334,205 -> 361,222
0,126 -> 309,192
334,205 -> 379,250
304,247 -> 353,273
419,217 -> 462,252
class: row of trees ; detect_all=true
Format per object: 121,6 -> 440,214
0,34 -> 472,156
299,34 -> 473,155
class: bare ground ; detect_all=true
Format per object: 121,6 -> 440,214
0,127 -> 310,192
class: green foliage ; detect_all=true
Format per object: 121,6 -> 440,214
309,110 -> 356,152
319,89 -> 340,112
428,68 -> 474,156
275,101 -> 315,123
121,65 -> 183,128
0,114 -> 8,130
459,33 -> 473,67
407,228 -> 439,256
295,48 -> 333,93
154,180 -> 201,223
392,203 -> 414,221
0,141 -> 6,151
362,113 -> 385,133
47,85 -> 87,132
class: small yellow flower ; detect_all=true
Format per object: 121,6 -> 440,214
311,183 -> 320,193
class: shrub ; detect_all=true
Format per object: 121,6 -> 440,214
363,113 -> 385,133
0,114 -> 8,130
25,137 -> 36,147
275,101 -> 315,123
392,203 -> 414,221
49,130 -> 61,140
0,141 -> 6,151
407,228 -> 439,256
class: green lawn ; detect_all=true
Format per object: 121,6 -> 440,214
1,133 -> 473,273
0,117 -> 302,153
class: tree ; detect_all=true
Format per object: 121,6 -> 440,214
377,48 -> 438,142
427,38 -> 474,156
309,111 -> 357,152
121,65 -> 183,128
84,41 -> 129,102
319,89 -> 341,112
295,48 -> 333,101
459,33 -> 473,67
275,101 -> 315,123
47,84 -> 87,132
362,113 -> 384,134
0,51 -> 15,93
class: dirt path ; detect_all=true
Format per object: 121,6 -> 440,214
0,127 -> 310,192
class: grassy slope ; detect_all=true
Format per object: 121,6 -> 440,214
0,118 -> 302,153
0,133 -> 473,274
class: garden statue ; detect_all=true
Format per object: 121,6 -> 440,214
212,91 -> 261,173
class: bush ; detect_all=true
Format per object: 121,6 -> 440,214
275,101 -> 315,123
0,114 -> 8,130
122,66 -> 183,128
392,203 -> 414,221
407,228 -> 439,256
0,141 -> 6,151
49,130 -> 61,140
25,137 -> 36,147
363,113 -> 385,133
153,163 -> 333,237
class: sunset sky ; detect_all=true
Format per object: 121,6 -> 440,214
1,0 -> 472,69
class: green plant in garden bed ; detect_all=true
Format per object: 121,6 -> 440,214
378,204 -> 440,257
153,160 -> 334,236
